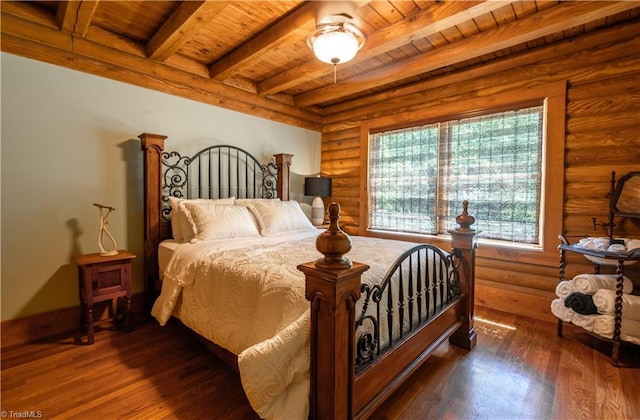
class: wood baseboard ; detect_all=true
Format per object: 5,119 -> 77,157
1,293 -> 145,348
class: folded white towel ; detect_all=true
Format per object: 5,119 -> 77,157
571,274 -> 633,295
555,280 -> 575,298
551,298 -> 574,323
592,315 -> 640,345
576,237 -> 640,253
625,238 -> 640,251
576,237 -> 610,251
592,289 -> 640,321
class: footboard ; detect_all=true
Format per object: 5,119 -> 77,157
299,202 -> 477,419
355,244 -> 459,371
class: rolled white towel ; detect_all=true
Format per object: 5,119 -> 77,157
626,239 -> 640,251
592,315 -> 640,345
571,311 -> 598,331
624,335 -> 640,345
592,289 -> 615,314
571,273 -> 633,295
555,280 -> 575,298
592,289 -> 640,321
551,298 -> 597,331
571,312 -> 597,332
550,298 -> 574,323
592,315 -> 616,336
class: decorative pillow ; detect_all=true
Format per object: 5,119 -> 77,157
236,198 -> 282,228
181,201 -> 260,242
168,197 -> 235,242
243,200 -> 315,236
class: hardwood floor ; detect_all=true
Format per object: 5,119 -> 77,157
2,307 -> 639,419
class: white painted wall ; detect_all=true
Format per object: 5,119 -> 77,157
0,53 -> 321,321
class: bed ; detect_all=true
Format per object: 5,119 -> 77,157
139,132 -> 478,419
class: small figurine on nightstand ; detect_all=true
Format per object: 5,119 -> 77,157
94,203 -> 118,256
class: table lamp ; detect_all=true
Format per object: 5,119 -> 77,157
304,176 -> 332,225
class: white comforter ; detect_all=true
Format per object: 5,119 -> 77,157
151,229 -> 419,419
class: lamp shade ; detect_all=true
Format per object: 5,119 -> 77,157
312,30 -> 360,64
305,177 -> 332,197
307,18 -> 365,65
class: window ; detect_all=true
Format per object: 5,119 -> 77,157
368,105 -> 544,245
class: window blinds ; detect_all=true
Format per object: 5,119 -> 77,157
369,105 -> 544,244
370,123 -> 440,234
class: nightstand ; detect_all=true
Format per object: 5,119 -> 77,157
75,250 -> 135,344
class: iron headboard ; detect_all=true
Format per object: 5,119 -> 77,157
161,145 -> 279,221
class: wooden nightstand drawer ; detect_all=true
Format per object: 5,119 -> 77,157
75,250 -> 135,344
86,263 -> 130,296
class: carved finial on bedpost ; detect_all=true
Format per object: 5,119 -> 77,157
315,202 -> 353,269
455,200 -> 476,231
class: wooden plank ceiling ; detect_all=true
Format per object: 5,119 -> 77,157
2,1 -> 639,131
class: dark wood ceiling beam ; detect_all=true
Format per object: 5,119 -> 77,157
56,0 -> 99,37
258,0 -> 512,96
294,1 -> 639,107
145,1 -> 231,62
208,3 -> 316,81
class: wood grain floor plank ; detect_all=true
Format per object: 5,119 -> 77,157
2,309 -> 637,419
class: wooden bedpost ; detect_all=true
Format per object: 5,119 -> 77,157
273,153 -> 293,201
139,132 -> 167,314
298,203 -> 369,420
448,200 -> 478,350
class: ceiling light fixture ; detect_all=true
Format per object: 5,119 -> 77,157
307,14 -> 365,83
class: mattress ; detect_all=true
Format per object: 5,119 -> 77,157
158,239 -> 180,280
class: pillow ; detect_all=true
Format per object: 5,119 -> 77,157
235,198 -> 280,204
180,201 -> 260,242
235,198 -> 280,228
243,200 -> 315,236
168,197 -> 235,242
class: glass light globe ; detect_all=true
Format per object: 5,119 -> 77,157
312,30 -> 360,64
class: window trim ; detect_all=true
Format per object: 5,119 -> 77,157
359,81 -> 566,266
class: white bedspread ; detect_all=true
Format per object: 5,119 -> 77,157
151,229 -> 420,419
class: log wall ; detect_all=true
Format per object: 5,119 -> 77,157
320,20 -> 640,321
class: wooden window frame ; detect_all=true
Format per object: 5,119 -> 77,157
359,81 -> 566,266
